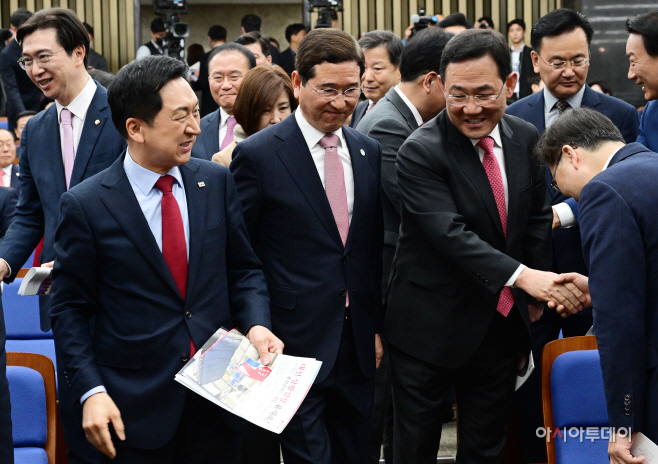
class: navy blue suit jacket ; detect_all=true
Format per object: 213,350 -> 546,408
579,143 -> 658,440
0,82 -> 126,331
50,154 -> 271,449
0,187 -> 16,240
191,108 -> 221,161
506,85 -> 639,277
638,100 -> 658,152
230,113 -> 384,382
8,164 -> 20,191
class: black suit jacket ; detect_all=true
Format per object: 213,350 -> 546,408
190,50 -> 219,118
87,48 -> 108,72
0,40 -> 42,131
385,111 -> 552,368
8,164 -> 19,191
518,46 -> 538,99
191,108 -> 222,161
230,112 -> 384,382
279,47 -> 296,76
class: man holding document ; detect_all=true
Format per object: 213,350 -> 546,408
50,55 -> 283,463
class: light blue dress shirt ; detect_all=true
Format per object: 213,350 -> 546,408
80,151 -> 190,404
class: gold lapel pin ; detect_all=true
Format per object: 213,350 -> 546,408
16,173 -> 19,177
360,149 -> 365,156
198,182 -> 205,188
94,119 -> 100,126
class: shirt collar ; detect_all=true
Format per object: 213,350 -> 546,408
56,75 -> 97,123
123,149 -> 184,196
294,109 -> 346,152
543,84 -> 586,113
470,124 -> 503,149
394,86 -> 423,126
219,106 -> 232,129
1,165 -> 12,176
602,147 -> 622,171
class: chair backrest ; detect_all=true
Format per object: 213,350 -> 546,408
3,278 -> 53,340
542,336 -> 609,464
5,340 -> 58,387
6,353 -> 57,464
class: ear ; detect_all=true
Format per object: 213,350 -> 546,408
74,45 -> 86,67
531,50 -> 540,74
292,71 -> 303,100
423,72 -> 438,94
562,144 -> 579,168
126,118 -> 145,144
266,55 -> 272,64
505,73 -> 518,99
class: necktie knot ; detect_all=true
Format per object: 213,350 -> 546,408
476,136 -> 495,155
319,133 -> 339,149
155,174 -> 176,194
61,108 -> 72,126
555,99 -> 570,115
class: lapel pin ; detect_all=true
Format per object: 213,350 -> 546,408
360,149 -> 365,156
198,181 -> 206,188
16,172 -> 19,177
94,119 -> 100,126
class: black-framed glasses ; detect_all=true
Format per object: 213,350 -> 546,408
18,50 -> 65,71
303,80 -> 362,101
445,85 -> 505,108
538,54 -> 589,71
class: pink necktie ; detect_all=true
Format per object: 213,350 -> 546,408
320,133 -> 350,306
477,136 -> 514,317
61,108 -> 75,190
221,116 -> 237,150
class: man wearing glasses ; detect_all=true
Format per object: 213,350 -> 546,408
191,43 -> 255,160
0,8 -> 125,464
385,29 -> 586,464
506,10 -> 639,462
230,28 -> 384,464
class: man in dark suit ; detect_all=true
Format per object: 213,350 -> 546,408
0,9 -> 41,133
0,9 -> 126,464
355,26 -> 451,463
627,11 -> 658,152
0,129 -> 20,190
386,30 -> 585,464
231,28 -> 384,464
507,19 -> 538,100
349,31 -> 401,129
50,55 -> 281,464
506,10 -> 640,461
279,23 -> 305,76
191,43 -> 255,161
536,108 -> 658,463
83,23 -> 108,71
190,25 -> 226,118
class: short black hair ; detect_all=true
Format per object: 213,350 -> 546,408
439,13 -> 472,30
440,29 -> 511,84
400,27 -> 453,82
358,30 -> 403,68
478,16 -> 494,29
285,23 -> 305,43
535,108 -> 624,167
269,37 -> 280,49
150,17 -> 165,34
17,8 -> 90,68
235,33 -> 271,58
589,80 -> 613,96
531,9 -> 593,54
16,110 -> 37,120
528,74 -> 542,87
207,25 -> 227,42
626,10 -> 658,57
241,14 -> 261,33
10,8 -> 33,29
507,18 -> 526,32
207,42 -> 257,70
108,55 -> 188,139
83,21 -> 93,38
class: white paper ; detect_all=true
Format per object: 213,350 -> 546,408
631,432 -> 658,463
515,352 -> 535,391
17,267 -> 52,296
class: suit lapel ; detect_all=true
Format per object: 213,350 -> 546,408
70,87 -> 106,187
526,91 -> 546,134
10,164 -> 19,189
204,110 -> 221,156
343,128 -> 366,252
500,118 -> 522,246
387,88 -> 420,132
100,155 -> 183,300
42,105 -> 68,196
581,85 -> 601,110
179,160 -> 206,302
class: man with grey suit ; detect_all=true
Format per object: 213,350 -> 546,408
355,26 -> 452,464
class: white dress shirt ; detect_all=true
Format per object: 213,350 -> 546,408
55,76 -> 97,164
218,107 -> 233,150
511,44 -> 524,96
81,150 -> 191,404
544,85 -> 586,229
1,165 -> 12,188
295,109 -> 354,223
394,86 -> 423,126
470,124 -> 525,286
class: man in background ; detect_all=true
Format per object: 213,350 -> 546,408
350,30 -> 402,128
508,19 -> 538,100
235,33 -> 272,66
240,14 -> 280,65
476,16 -> 494,29
280,23 -> 306,76
438,13 -> 471,34
191,43 -> 255,160
0,129 -> 19,190
13,110 -> 36,147
136,17 -> 166,59
0,8 -> 41,133
191,25 -> 226,118
82,22 -> 108,71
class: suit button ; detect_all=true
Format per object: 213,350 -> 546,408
624,399 -> 631,406
185,311 -> 192,319
181,353 -> 189,362
624,394 -> 631,401
344,253 -> 349,260
339,289 -> 347,297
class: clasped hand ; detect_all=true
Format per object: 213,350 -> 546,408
515,268 -> 591,317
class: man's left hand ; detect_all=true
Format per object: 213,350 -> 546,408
246,325 -> 284,366
609,433 -> 646,464
552,207 -> 562,229
41,261 -> 54,268
375,334 -> 384,369
528,303 -> 544,323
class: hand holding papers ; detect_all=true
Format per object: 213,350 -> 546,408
631,433 -> 657,463
176,327 -> 321,434
18,267 -> 52,295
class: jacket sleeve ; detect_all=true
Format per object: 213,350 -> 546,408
0,189 -> 17,239
229,142 -> 262,244
0,50 -> 26,117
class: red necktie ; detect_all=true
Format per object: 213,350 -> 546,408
477,136 -> 514,317
154,175 -> 196,354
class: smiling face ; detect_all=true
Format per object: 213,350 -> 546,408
441,55 -> 514,140
532,28 -> 589,100
361,46 -> 400,103
627,33 -> 658,101
208,51 -> 252,114
0,130 -> 16,169
293,61 -> 361,133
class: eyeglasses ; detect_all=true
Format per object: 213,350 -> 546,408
0,142 -> 15,150
304,80 -> 362,101
538,55 -> 589,71
550,146 -> 577,191
18,50 -> 65,71
445,85 -> 505,108
210,73 -> 243,84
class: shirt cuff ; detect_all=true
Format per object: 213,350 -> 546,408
553,202 -> 576,228
506,264 -> 526,287
80,386 -> 107,404
1,258 -> 11,278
